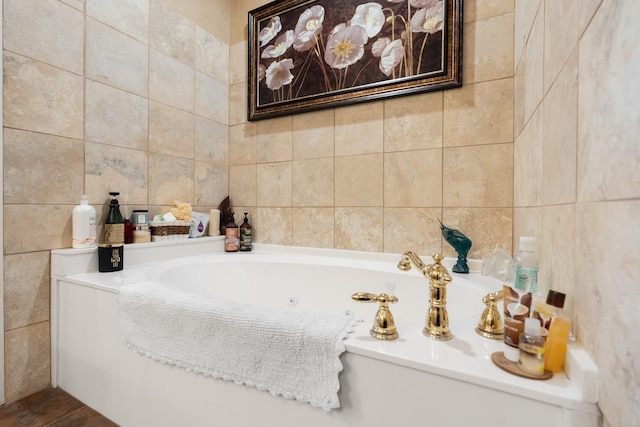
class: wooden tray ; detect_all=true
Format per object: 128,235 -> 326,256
491,351 -> 553,380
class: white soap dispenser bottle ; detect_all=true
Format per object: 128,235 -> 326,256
72,195 -> 97,248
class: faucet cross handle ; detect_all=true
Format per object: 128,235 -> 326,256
352,292 -> 399,340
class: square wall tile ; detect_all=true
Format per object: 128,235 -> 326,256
384,149 -> 442,207
85,79 -> 148,150
514,105 -> 543,207
86,18 -> 148,97
149,0 -> 195,65
229,41 -> 247,85
292,158 -> 334,207
335,154 -> 383,207
519,9 -> 544,134
4,252 -> 51,330
335,102 -> 384,156
257,116 -> 293,163
443,144 -> 513,208
87,0 -> 149,43
292,207 -> 335,248
195,72 -> 229,124
578,0 -> 640,202
543,50 -> 578,205
335,208 -> 383,252
196,26 -> 229,84
196,117 -> 229,164
384,92 -> 443,152
255,207 -> 292,245
257,162 -> 292,206
4,129 -> 84,204
4,0 -> 84,74
229,81 -> 247,126
463,12 -> 514,84
5,323 -> 51,403
3,52 -> 83,139
383,208 -> 443,255
149,101 -> 195,158
85,142 -> 149,206
229,164 -> 257,207
292,110 -> 335,160
195,162 -> 229,206
230,123 -> 257,165
513,206 -> 542,250
443,78 -> 514,147
148,154 -> 195,205
4,205 -> 72,254
543,0 -> 577,92
149,49 -> 195,112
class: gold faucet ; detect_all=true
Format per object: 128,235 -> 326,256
352,292 -> 399,340
398,252 -> 453,340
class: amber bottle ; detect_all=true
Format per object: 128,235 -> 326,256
224,212 -> 239,252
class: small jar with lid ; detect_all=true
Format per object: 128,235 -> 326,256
518,317 -> 545,376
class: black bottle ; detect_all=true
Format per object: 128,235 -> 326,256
239,212 -> 253,252
104,192 -> 124,244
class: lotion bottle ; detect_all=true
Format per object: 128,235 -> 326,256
224,212 -> 239,252
239,212 -> 253,252
72,195 -> 97,248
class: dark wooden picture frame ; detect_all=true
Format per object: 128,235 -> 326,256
248,0 -> 462,121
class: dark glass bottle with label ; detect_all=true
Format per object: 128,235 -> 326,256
239,212 -> 253,252
224,212 -> 239,252
104,192 -> 124,244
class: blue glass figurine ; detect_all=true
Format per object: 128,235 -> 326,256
439,219 -> 472,274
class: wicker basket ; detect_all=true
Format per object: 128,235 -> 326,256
149,220 -> 191,241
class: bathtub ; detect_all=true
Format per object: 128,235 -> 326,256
51,238 -> 600,427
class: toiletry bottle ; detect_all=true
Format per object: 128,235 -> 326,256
514,237 -> 539,293
518,318 -> 545,376
544,291 -> 571,373
224,212 -> 239,252
124,218 -> 133,244
239,212 -> 253,252
72,195 -> 97,248
104,192 -> 124,244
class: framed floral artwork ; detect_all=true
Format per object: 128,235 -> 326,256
248,0 -> 462,121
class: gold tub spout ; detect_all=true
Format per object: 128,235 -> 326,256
398,252 -> 453,341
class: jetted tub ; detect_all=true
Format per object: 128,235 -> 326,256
51,239 -> 601,427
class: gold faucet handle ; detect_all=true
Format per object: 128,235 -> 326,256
352,292 -> 398,306
352,292 -> 399,340
482,290 -> 503,304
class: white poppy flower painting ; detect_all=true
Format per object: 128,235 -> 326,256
249,0 -> 462,120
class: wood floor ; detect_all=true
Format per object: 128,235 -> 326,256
0,387 -> 118,427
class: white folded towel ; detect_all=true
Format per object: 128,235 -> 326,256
117,282 -> 356,411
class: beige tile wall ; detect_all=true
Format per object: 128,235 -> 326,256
514,0 -> 640,426
2,0 -> 229,403
229,0 -> 515,260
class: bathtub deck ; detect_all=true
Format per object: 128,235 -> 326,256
0,387 -> 117,427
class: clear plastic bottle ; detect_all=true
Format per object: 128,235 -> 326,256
72,195 -> 97,248
518,317 -> 545,376
513,236 -> 539,293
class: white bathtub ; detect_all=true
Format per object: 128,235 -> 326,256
51,239 -> 601,427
